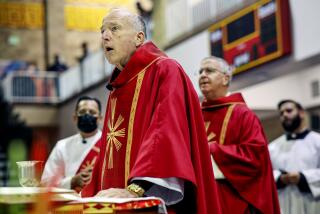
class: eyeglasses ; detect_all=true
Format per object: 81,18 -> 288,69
198,68 -> 224,75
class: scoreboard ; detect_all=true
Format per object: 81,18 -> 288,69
209,0 -> 291,74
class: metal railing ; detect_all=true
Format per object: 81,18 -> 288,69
3,72 -> 59,103
2,50 -> 113,104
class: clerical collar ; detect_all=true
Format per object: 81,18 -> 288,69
106,83 -> 113,91
202,93 -> 245,109
106,68 -> 122,91
81,131 -> 100,144
286,129 -> 310,141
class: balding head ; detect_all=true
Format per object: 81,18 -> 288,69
103,8 -> 147,39
100,8 -> 146,70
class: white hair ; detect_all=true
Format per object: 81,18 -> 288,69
202,56 -> 234,82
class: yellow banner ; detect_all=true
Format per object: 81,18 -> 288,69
65,5 -> 109,31
65,0 -> 131,5
64,0 -> 135,31
0,2 -> 43,29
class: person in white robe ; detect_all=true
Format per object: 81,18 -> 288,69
41,96 -> 102,191
269,99 -> 320,214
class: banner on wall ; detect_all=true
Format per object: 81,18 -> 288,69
64,5 -> 109,31
64,0 -> 135,31
0,2 -> 44,29
65,0 -> 131,5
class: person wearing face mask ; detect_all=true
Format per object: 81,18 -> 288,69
268,100 -> 320,214
41,96 -> 102,192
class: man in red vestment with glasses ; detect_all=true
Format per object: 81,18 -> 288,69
81,8 -> 221,214
198,56 -> 280,214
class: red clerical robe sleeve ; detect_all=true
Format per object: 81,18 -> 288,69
129,59 -> 221,214
130,61 -> 196,181
210,104 -> 280,214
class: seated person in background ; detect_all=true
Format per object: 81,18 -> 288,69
198,56 -> 280,214
41,96 -> 102,192
269,99 -> 320,214
47,54 -> 68,72
25,61 -> 39,74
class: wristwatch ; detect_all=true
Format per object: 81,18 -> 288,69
126,183 -> 145,197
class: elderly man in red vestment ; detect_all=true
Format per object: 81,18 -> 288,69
198,56 -> 280,214
81,8 -> 221,214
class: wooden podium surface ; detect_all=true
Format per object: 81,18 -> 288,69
0,187 -> 161,214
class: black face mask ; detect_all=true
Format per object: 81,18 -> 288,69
282,114 -> 302,133
77,114 -> 98,133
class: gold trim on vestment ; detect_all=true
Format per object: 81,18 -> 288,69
202,102 -> 244,109
124,57 -> 162,186
92,146 -> 100,153
124,71 -> 145,186
101,99 -> 111,189
205,121 -> 216,143
219,104 -> 236,145
106,98 -> 125,169
101,98 -> 126,188
81,156 -> 97,172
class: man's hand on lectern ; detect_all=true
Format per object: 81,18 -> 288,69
95,188 -> 138,198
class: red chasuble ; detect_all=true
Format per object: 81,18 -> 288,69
82,42 -> 221,214
202,93 -> 280,214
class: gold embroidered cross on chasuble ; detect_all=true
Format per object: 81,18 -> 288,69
106,98 -> 125,169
